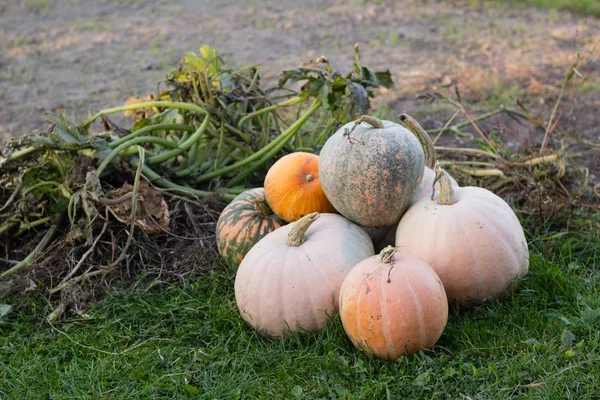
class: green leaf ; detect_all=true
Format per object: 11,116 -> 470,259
582,307 -> 600,325
182,384 -> 200,395
319,83 -> 332,111
360,67 -> 394,88
291,385 -> 303,397
345,82 -> 369,117
561,328 -> 575,349
412,371 -> 431,387
0,304 -> 13,317
46,113 -> 84,145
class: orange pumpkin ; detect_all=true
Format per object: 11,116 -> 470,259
264,152 -> 336,223
339,246 -> 448,359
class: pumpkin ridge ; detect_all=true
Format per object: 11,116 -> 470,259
467,204 -> 525,279
295,248 -> 319,332
403,266 -> 428,350
254,247 -> 280,332
454,209 -> 487,300
354,274 -> 368,352
379,264 -> 397,359
300,244 -> 337,310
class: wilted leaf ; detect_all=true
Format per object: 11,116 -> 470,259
582,307 -> 600,325
561,328 -> 575,349
109,181 -> 170,234
413,371 -> 431,387
0,304 -> 13,317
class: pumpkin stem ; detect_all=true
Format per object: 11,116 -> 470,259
399,114 -> 436,169
433,162 -> 457,205
254,196 -> 274,218
356,115 -> 384,129
380,245 -> 396,263
286,212 -> 320,246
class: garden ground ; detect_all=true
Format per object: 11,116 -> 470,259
1,0 -> 599,398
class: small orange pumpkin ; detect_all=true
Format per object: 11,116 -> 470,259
264,152 -> 336,222
339,246 -> 448,359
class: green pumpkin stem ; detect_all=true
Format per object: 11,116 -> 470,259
434,162 -> 457,205
399,114 -> 436,169
356,115 -> 384,129
254,196 -> 274,218
286,212 -> 320,247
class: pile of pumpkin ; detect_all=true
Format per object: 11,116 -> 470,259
216,114 -> 529,360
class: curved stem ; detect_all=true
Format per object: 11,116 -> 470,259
196,99 -> 321,185
433,162 -> 457,205
254,196 -> 274,218
356,115 -> 384,129
174,142 -> 216,177
379,245 -> 396,263
81,101 -> 207,130
146,114 -> 211,165
238,96 -> 303,127
286,212 -> 319,246
399,114 -> 436,169
128,158 -> 236,202
96,136 -> 180,177
1,215 -> 62,278
109,124 -> 194,148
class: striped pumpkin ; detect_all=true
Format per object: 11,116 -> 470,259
216,188 -> 285,267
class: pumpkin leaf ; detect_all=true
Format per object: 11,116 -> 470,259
561,328 -> 576,349
360,66 -> 394,89
46,113 -> 85,145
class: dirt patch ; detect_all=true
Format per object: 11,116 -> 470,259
0,0 -> 598,135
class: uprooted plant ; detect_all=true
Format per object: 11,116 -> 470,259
0,44 -> 393,308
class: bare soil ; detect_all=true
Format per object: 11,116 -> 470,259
1,0 -> 599,156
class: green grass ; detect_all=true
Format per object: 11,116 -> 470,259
1,213 -> 599,399
491,0 -> 600,17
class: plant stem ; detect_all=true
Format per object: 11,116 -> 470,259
399,114 -> 436,169
1,215 -> 62,278
238,96 -> 303,127
224,99 -> 321,187
195,99 -> 321,184
109,124 -> 194,148
433,163 -> 458,205
426,107 -> 504,134
81,101 -> 207,130
146,114 -> 211,165
129,158 -> 236,202
96,136 -> 180,177
286,212 -> 319,246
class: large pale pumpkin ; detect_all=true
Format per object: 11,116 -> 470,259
235,212 -> 374,338
319,116 -> 425,227
264,152 -> 336,223
339,246 -> 448,360
216,188 -> 285,267
395,164 -> 529,304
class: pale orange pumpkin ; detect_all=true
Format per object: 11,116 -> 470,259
396,163 -> 529,304
264,152 -> 336,223
339,246 -> 448,360
235,212 -> 374,338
